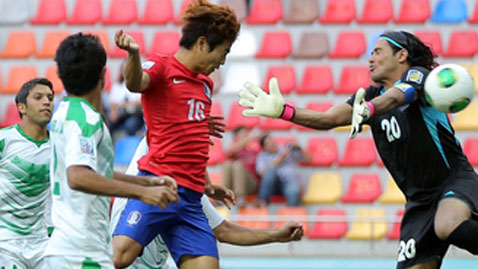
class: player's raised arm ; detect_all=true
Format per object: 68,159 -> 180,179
114,29 -> 150,93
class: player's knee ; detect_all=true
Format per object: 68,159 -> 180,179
434,219 -> 454,241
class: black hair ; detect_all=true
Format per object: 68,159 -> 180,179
259,133 -> 270,148
15,78 -> 53,118
380,31 -> 438,70
232,126 -> 247,136
55,33 -> 107,96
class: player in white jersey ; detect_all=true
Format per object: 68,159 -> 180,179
0,78 -> 54,269
43,33 -> 179,268
111,137 -> 304,269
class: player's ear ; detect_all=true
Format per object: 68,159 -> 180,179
397,49 -> 409,64
196,36 -> 209,53
17,103 -> 27,117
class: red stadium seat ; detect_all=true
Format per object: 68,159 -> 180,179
149,31 -> 180,56
284,0 -> 319,24
443,31 -> 478,58
208,138 -> 225,166
296,65 -> 333,94
139,0 -> 173,24
304,137 -> 338,166
339,137 -> 376,166
174,0 -> 191,25
219,0 -> 248,21
414,31 -> 442,55
334,66 -> 370,94
2,66 -> 38,94
274,206 -> 308,235
36,31 -> 71,58
208,172 -> 222,185
387,209 -> 404,240
297,102 -> 333,131
84,30 -> 109,53
67,0 -> 102,25
394,0 -> 430,24
329,31 -> 366,58
45,65 -> 65,94
0,102 -> 21,129
0,31 -> 36,58
30,0 -> 66,24
357,0 -> 393,24
308,208 -> 347,239
246,0 -> 283,24
104,67 -> 112,92
262,65 -> 296,94
342,173 -> 381,203
463,137 -> 478,166
292,32 -> 329,59
225,103 -> 260,130
320,0 -> 356,24
470,0 -> 478,23
103,0 -> 138,25
237,207 -> 270,229
256,31 -> 292,59
260,102 -> 295,131
110,31 -> 145,57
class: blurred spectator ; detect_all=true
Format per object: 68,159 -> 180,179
222,126 -> 261,207
256,134 -> 311,206
108,68 -> 143,140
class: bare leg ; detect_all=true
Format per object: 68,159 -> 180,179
408,258 -> 439,269
112,235 -> 143,268
178,255 -> 218,269
434,198 -> 471,240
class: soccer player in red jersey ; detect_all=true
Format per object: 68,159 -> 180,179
112,1 -> 240,268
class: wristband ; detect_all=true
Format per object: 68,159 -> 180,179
280,103 -> 295,121
365,101 -> 375,117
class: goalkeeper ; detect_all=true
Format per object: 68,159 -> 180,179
238,30 -> 478,269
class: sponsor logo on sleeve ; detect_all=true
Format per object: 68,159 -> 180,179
141,61 -> 155,70
79,137 -> 94,155
405,70 -> 423,84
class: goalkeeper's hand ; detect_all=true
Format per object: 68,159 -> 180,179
350,88 -> 374,139
238,77 -> 285,118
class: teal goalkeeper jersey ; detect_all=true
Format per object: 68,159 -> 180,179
0,124 -> 50,239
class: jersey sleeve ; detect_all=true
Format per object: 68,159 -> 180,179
63,121 -> 99,172
201,194 -> 225,229
142,55 -> 166,93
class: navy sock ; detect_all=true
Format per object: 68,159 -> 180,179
447,219 -> 478,255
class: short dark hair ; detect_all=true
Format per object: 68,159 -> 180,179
380,31 -> 438,70
179,0 -> 240,51
55,33 -> 107,96
15,78 -> 54,118
259,133 -> 270,148
232,126 -> 247,136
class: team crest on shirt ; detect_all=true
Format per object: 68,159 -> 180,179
79,137 -> 94,155
141,61 -> 155,70
405,70 -> 423,84
127,210 -> 142,226
204,83 -> 212,101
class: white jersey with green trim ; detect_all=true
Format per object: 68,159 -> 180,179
45,97 -> 114,259
0,124 -> 50,240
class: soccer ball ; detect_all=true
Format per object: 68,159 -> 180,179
424,64 -> 475,113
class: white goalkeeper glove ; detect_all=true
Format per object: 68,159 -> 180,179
239,77 -> 295,120
350,87 -> 374,139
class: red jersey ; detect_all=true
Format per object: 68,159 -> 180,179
138,55 -> 213,193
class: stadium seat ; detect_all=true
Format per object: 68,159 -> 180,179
149,31 -> 180,56
0,0 -> 29,24
470,0 -> 478,23
45,65 -> 65,94
342,173 -> 381,203
414,31 -> 443,56
378,177 -> 406,204
346,208 -> 387,240
104,67 -> 112,92
320,0 -> 356,24
357,0 -> 393,24
387,209 -> 404,240
308,208 -> 347,239
274,206 -> 308,235
139,0 -> 173,24
394,0 -> 430,24
30,0 -> 66,24
103,0 -> 138,25
0,102 -> 21,129
453,101 -> 478,130
222,63 -> 260,94
208,138 -> 225,166
292,32 -> 329,59
283,0 -> 319,24
215,205 -> 230,220
262,66 -> 296,94
228,29 -> 258,59
208,172 -> 222,186
463,138 -> 478,166
225,103 -> 260,130
237,207 -> 270,229
303,137 -> 337,166
329,31 -> 366,58
256,31 -> 292,59
36,31 -> 71,58
430,0 -> 468,23
110,31 -> 144,57
0,31 -> 35,58
442,31 -> 478,58
296,66 -> 333,94
339,137 -> 376,166
297,102 -> 333,131
174,0 -> 192,25
302,172 -> 342,204
334,65 -> 370,94
114,136 -> 142,165
67,0 -> 102,25
246,0 -> 282,24
2,66 -> 38,94
220,0 -> 248,21
84,30 -> 109,53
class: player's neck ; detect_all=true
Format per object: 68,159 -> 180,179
384,66 -> 410,89
19,120 -> 48,141
174,48 -> 200,73
67,87 -> 103,113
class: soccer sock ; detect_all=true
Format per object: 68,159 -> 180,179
447,219 -> 478,255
